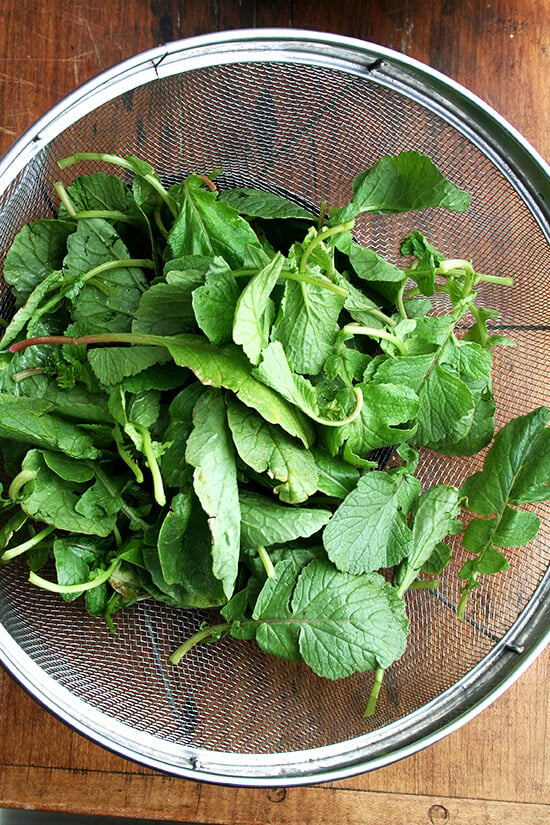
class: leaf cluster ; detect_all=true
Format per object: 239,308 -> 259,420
1,149 -> 548,716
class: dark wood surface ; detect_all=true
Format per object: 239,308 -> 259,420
0,1 -> 549,821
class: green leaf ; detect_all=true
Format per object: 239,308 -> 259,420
185,388 -> 240,599
369,353 -> 475,450
192,257 -> 240,345
462,507 -> 540,555
232,254 -> 284,364
53,537 -> 94,602
239,490 -> 330,548
18,450 -> 115,536
252,558 -> 409,677
331,151 -> 471,223
400,231 -> 446,297
459,546 -> 509,578
76,474 -> 126,521
164,335 -> 315,447
323,470 -> 420,573
461,407 -> 550,514
396,484 -> 462,595
132,270 -> 204,336
88,345 -> 171,386
493,507 -> 541,547
219,188 -> 315,221
151,490 -> 225,605
421,541 -> 452,575
273,271 -> 346,375
253,341 -> 320,420
64,218 -> 149,334
336,382 -> 420,459
0,394 -> 99,459
42,451 -> 95,483
167,174 -> 264,267
226,396 -> 318,504
157,490 -> 193,585
160,383 -> 205,489
3,219 -> 75,305
0,270 -> 65,348
310,447 -> 360,499
336,232 -> 405,283
58,172 -> 133,215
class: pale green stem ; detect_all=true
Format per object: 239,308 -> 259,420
342,323 -> 408,356
280,268 -> 348,297
312,386 -> 364,428
134,423 -> 166,507
29,557 -> 121,594
395,279 -> 408,320
170,623 -> 231,665
58,152 -> 178,217
11,367 -> 47,383
8,470 -> 36,501
258,545 -> 276,579
1,525 -> 55,562
75,209 -> 135,224
457,576 -> 478,620
154,203 -> 170,238
407,578 -> 440,590
232,266 -> 348,298
364,665 -> 385,717
81,258 -> 155,285
299,221 -> 354,273
53,181 -> 77,217
317,199 -> 328,231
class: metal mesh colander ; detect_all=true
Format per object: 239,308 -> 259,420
0,30 -> 549,786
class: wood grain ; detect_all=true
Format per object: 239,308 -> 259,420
0,0 -> 548,821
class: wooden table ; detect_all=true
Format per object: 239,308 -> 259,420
0,1 -> 549,822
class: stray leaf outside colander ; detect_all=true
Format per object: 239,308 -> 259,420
0,29 -> 549,787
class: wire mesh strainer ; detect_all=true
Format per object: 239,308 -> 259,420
0,29 -> 549,786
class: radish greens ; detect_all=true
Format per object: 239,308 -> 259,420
1,149 -> 549,718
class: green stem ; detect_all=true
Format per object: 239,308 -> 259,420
407,578 -> 440,590
53,182 -> 134,224
317,199 -> 328,231
300,221 -> 354,274
469,304 -> 489,348
134,423 -> 166,507
232,267 -> 348,298
75,209 -> 135,224
281,268 -> 348,297
58,152 -> 178,217
8,469 -> 36,500
457,576 -> 478,619
1,525 -> 55,562
53,181 -> 77,217
80,258 -> 155,285
313,386 -> 364,428
169,623 -> 231,665
342,323 -> 408,356
257,545 -> 276,579
475,272 -> 514,286
364,665 -> 385,717
29,557 -> 121,594
395,279 -> 408,320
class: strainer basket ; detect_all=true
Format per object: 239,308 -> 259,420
0,29 -> 549,786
